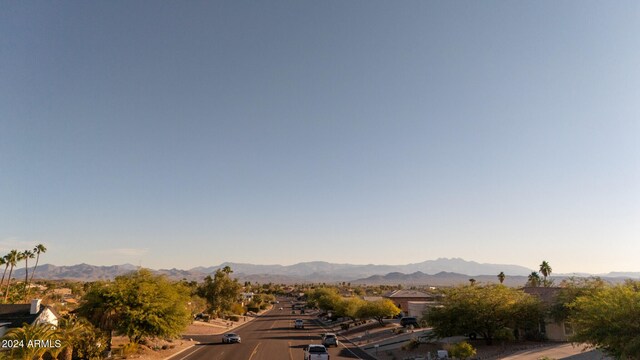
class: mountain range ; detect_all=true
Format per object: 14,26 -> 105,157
11,258 -> 640,285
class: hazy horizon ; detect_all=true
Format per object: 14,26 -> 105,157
2,2 -> 639,274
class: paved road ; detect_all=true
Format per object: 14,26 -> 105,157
169,302 -> 376,360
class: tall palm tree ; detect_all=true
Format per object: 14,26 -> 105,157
21,250 -> 35,286
0,256 -> 7,290
497,271 -> 506,284
539,261 -> 552,286
4,250 -> 20,302
29,244 -> 47,285
222,265 -> 233,275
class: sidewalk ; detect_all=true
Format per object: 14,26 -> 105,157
500,343 -> 613,360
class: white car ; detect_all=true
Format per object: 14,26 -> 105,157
322,333 -> 339,347
304,344 -> 329,360
222,333 -> 241,344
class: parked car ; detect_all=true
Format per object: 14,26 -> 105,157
222,333 -> 241,344
400,316 -> 420,328
322,333 -> 339,347
294,319 -> 304,329
304,344 -> 330,360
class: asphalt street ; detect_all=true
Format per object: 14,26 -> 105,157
169,302 -> 376,360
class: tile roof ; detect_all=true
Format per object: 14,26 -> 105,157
383,289 -> 432,298
522,286 -> 562,305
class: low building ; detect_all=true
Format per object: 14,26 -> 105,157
523,287 -> 573,341
382,289 -> 436,315
0,299 -> 59,337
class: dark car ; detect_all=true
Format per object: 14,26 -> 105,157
400,316 -> 420,328
222,333 -> 241,343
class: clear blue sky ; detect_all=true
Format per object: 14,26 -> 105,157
1,1 -> 638,274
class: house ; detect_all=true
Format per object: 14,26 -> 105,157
0,299 -> 59,337
382,289 -> 438,316
523,287 -> 573,341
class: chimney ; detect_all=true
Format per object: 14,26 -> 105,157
30,299 -> 41,315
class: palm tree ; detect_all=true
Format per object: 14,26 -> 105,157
497,271 -> 505,284
53,314 -> 96,360
469,278 -> 476,286
539,261 -> 552,286
0,255 -> 7,290
21,249 -> 35,287
3,323 -> 56,360
527,272 -> 541,287
29,244 -> 47,285
222,265 -> 233,275
4,250 -> 21,302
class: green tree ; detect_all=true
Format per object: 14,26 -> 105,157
497,272 -> 505,284
334,297 -> 365,320
76,269 -> 191,345
197,268 -> 242,316
306,287 -> 342,311
549,277 -> 605,322
469,278 -> 476,286
356,299 -> 401,326
426,284 -> 542,345
526,272 -> 541,287
569,282 -> 640,358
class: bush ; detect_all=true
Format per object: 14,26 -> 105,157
448,341 -> 476,360
494,327 -> 516,342
227,315 -> 240,322
122,342 -> 139,357
401,338 -> 420,351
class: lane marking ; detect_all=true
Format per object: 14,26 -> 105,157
174,345 -> 205,360
314,318 -> 363,360
248,342 -> 261,360
288,341 -> 293,360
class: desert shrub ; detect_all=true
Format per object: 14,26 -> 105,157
494,327 -> 516,342
122,342 -> 138,357
448,341 -> 476,360
401,338 -> 421,351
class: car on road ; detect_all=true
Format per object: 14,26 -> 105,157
221,333 -> 241,344
294,319 -> 304,329
303,344 -> 329,360
321,333 -> 339,347
400,316 -> 420,328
